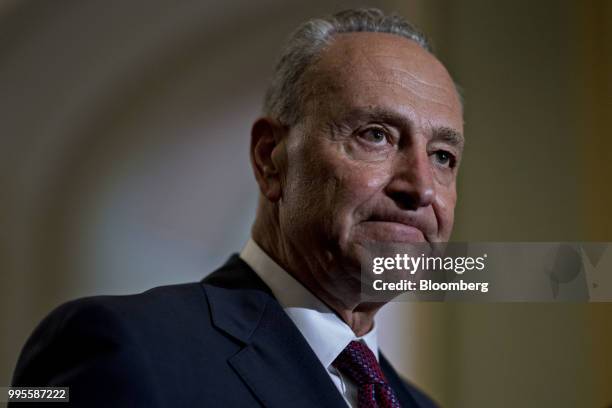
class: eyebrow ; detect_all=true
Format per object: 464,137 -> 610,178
338,106 -> 465,147
432,126 -> 465,148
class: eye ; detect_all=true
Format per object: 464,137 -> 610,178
432,150 -> 456,168
358,126 -> 389,145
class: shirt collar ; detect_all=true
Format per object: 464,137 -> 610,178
239,238 -> 378,369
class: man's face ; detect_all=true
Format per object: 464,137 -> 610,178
277,32 -> 464,273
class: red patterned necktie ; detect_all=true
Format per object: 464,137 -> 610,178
333,341 -> 402,408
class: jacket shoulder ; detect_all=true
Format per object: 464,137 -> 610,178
35,282 -> 210,344
11,283 -> 211,403
11,256 -> 268,407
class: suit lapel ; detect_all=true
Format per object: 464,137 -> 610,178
380,353 -> 422,408
203,256 -> 347,408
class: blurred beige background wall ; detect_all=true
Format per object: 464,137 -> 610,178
1,1 -> 610,407
385,1 -> 612,407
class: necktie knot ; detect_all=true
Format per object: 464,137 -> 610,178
333,341 -> 387,386
333,341 -> 402,407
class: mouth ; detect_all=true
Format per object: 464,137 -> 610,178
358,219 -> 426,243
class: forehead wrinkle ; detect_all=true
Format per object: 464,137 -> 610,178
340,106 -> 414,130
351,42 -> 386,82
344,39 -> 453,86
305,78 -> 462,136
338,39 -> 461,110
322,49 -> 459,110
334,76 -> 459,113
363,52 -> 452,90
302,34 -> 462,127
383,66 -> 463,113
385,66 -> 455,94
348,56 -> 457,103
382,75 -> 457,109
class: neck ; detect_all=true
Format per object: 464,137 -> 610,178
252,203 -> 383,337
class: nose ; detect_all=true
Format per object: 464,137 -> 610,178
385,148 -> 435,210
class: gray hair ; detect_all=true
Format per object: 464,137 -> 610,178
263,8 -> 435,126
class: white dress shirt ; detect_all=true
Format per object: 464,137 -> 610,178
240,238 -> 378,408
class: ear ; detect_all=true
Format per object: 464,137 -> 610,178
250,117 -> 286,202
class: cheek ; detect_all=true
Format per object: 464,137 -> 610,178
433,186 -> 457,238
281,135 -> 392,240
311,156 -> 390,230
322,161 -> 391,247
328,159 -> 389,210
298,137 -> 390,203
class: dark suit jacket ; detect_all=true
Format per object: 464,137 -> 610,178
11,255 -> 438,407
